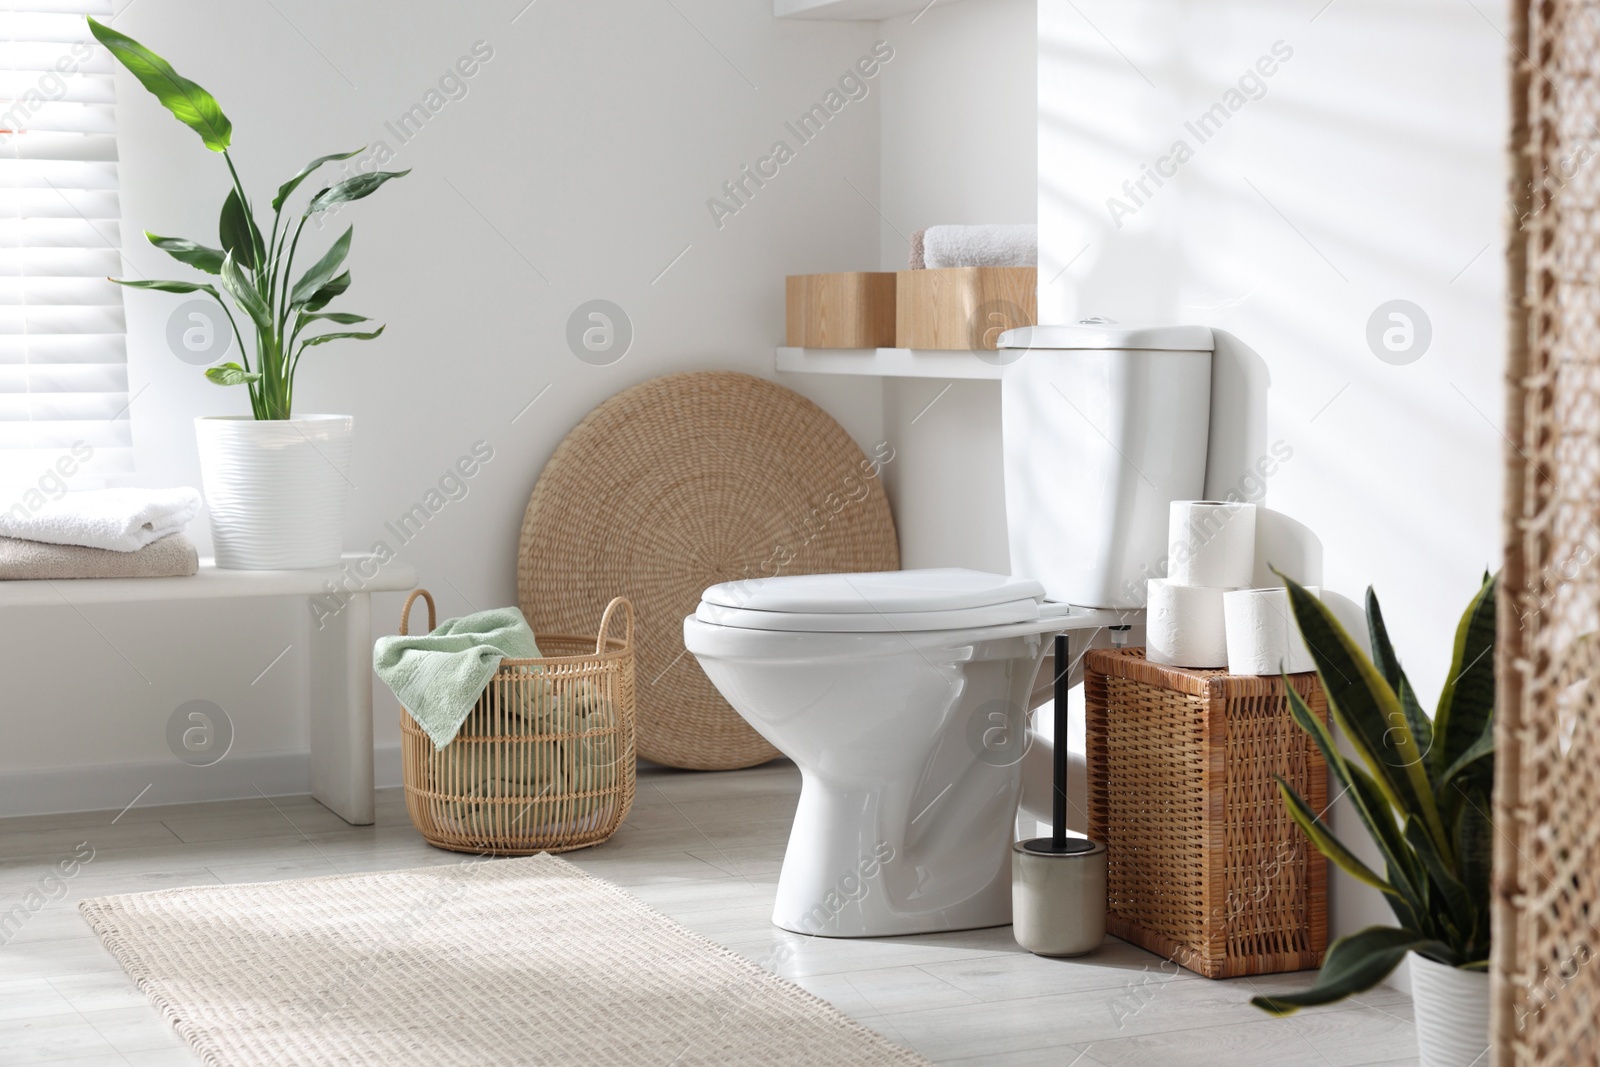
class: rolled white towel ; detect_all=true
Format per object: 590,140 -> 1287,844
922,224 -> 1037,269
0,487 -> 203,553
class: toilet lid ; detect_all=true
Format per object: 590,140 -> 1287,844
693,598 -> 1044,632
696,568 -> 1048,632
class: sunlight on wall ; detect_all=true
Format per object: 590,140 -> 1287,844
1041,0 -> 1506,959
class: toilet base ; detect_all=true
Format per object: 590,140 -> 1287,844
772,864 -> 1014,939
769,765 -> 1020,938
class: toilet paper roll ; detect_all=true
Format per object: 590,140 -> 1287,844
1168,501 -> 1257,589
1224,586 -> 1322,675
1146,579 -> 1231,668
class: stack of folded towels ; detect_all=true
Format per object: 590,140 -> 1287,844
908,223 -> 1037,269
0,488 -> 203,580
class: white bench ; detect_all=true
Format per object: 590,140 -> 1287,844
0,555 -> 417,825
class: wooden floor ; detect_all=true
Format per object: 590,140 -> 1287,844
0,761 -> 1419,1065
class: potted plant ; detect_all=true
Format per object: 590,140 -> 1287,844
89,18 -> 407,569
1251,574 -> 1497,1067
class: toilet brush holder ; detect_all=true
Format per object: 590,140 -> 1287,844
1013,632 -> 1108,957
1013,838 -> 1107,956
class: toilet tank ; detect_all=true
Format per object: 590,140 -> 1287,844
997,322 -> 1215,610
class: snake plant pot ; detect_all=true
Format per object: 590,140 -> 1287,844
195,415 -> 353,570
1409,952 -> 1490,1067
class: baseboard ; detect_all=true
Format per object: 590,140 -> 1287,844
0,743 -> 404,819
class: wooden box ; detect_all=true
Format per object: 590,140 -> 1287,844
895,267 -> 1036,350
785,272 -> 897,348
1085,647 -> 1329,979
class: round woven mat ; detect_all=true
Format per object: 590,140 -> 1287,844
518,372 -> 900,770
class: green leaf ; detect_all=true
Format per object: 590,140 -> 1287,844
87,17 -> 231,152
1251,926 -> 1450,1014
145,233 -> 224,274
1366,586 -> 1406,692
219,251 -> 270,331
1434,576 -> 1497,777
1284,680 -> 1345,779
110,278 -> 219,296
305,170 -> 410,215
1396,677 -> 1434,778
1282,682 -> 1427,929
298,325 -> 384,349
1276,778 -> 1393,895
273,147 -> 365,213
304,271 -> 350,312
219,188 -> 256,272
1404,817 -> 1474,942
1345,763 -> 1427,926
300,311 -> 369,325
1280,574 -> 1449,854
1368,586 -> 1435,773
289,227 -> 352,307
1438,726 -> 1494,793
1452,786 -> 1494,956
204,362 -> 260,386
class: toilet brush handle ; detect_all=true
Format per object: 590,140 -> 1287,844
1052,632 -> 1069,850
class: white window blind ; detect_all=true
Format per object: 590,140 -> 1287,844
0,0 -> 130,477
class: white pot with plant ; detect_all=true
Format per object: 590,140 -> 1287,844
91,18 -> 407,569
1252,575 -> 1497,1067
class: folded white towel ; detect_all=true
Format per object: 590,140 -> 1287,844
0,487 -> 203,553
922,224 -> 1037,269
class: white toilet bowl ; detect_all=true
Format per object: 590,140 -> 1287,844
683,568 -> 1124,937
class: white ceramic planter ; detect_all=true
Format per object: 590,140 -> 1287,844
1409,952 -> 1490,1067
195,415 -> 353,570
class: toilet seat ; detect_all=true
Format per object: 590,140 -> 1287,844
694,568 -> 1051,633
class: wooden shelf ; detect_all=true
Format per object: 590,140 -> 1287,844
775,346 -> 1008,380
774,0 -> 981,19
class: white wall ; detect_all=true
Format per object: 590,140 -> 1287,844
0,1 -> 889,814
1038,0 -> 1503,960
875,0 -> 1037,574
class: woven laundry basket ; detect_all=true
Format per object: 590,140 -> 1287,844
398,590 -> 636,856
1085,647 -> 1329,978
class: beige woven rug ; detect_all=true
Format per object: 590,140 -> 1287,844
79,854 -> 929,1067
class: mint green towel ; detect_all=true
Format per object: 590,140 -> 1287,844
373,607 -> 541,749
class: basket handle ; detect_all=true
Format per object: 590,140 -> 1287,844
399,589 -> 437,636
595,596 -> 634,654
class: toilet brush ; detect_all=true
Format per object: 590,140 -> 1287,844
1011,632 -> 1108,956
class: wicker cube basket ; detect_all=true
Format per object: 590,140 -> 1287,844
1085,647 -> 1329,978
397,590 -> 636,856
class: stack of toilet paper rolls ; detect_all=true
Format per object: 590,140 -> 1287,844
1147,501 -> 1316,674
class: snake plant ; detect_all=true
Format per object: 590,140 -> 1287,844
88,18 -> 408,420
1251,573 -> 1496,1014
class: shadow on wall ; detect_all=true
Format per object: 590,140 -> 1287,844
1203,328 -> 1324,595
1043,217 -> 1330,603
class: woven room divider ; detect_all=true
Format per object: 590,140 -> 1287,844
1495,1 -> 1600,1061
